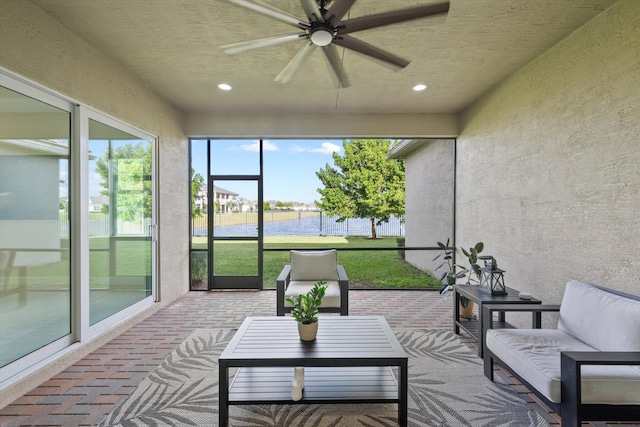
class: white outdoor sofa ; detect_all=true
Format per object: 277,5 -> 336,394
484,280 -> 640,427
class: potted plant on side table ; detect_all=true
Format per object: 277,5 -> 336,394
286,281 -> 327,341
434,239 -> 484,318
434,239 -> 470,313
461,241 -> 485,285
458,241 -> 485,317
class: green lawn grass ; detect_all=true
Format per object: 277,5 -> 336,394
193,236 -> 441,290
23,235 -> 439,291
24,237 -> 151,290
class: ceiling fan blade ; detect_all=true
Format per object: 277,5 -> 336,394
222,33 -> 304,54
337,2 -> 449,35
323,0 -> 357,24
228,0 -> 307,29
275,41 -> 317,83
333,35 -> 409,69
321,45 -> 349,88
300,0 -> 324,23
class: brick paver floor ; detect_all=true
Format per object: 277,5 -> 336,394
1,290 -> 633,426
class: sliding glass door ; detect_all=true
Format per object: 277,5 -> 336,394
0,72 -> 157,384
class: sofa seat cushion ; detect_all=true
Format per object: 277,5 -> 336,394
487,328 -> 640,405
284,280 -> 341,308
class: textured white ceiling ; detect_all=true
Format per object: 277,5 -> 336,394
28,0 -> 617,115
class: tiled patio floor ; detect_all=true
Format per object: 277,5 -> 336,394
0,290 -> 634,426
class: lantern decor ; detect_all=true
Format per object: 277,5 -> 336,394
478,255 -> 507,296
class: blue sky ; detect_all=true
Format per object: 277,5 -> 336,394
191,139 -> 344,204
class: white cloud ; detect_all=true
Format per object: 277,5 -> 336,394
310,142 -> 341,155
240,140 -> 259,152
289,144 -> 306,153
240,140 -> 278,152
263,140 -> 279,151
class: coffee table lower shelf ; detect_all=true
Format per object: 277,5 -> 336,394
228,366 -> 399,404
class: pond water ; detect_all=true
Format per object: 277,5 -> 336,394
194,215 -> 404,237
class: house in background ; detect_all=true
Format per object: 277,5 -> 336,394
195,185 -> 241,213
89,196 -> 109,213
213,185 -> 239,213
240,199 -> 258,213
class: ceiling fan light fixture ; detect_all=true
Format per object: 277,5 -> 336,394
218,83 -> 232,91
310,28 -> 333,46
413,84 -> 427,91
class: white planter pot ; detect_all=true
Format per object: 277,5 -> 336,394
297,321 -> 318,341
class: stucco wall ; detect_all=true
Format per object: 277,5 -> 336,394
0,0 -> 189,405
403,140 -> 455,275
187,112 -> 459,138
457,0 -> 640,311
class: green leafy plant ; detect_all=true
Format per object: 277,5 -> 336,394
433,239 -> 470,307
286,281 -> 327,324
191,251 -> 207,285
461,242 -> 484,284
396,237 -> 405,259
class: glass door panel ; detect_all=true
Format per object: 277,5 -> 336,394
209,176 -> 261,289
211,180 -> 258,237
88,120 -> 152,324
0,86 -> 71,370
213,241 -> 258,276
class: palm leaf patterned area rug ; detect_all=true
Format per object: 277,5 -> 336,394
98,328 -> 549,427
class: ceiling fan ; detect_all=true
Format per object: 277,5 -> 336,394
222,0 -> 450,88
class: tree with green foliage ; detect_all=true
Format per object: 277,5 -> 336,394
227,200 -> 239,212
95,142 -> 152,222
315,139 -> 405,239
263,202 -> 272,211
275,201 -> 293,210
191,168 -> 205,217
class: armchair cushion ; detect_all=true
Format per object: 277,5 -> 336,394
289,249 -> 338,281
284,280 -> 342,308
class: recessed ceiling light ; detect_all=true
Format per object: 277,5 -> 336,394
218,83 -> 232,91
413,84 -> 427,91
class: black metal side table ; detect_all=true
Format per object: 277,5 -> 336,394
453,284 -> 542,357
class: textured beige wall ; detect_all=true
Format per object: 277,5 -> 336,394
187,112 -> 459,138
0,0 -> 188,404
403,140 -> 455,275
457,0 -> 640,311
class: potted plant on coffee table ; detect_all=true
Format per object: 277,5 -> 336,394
286,280 -> 327,341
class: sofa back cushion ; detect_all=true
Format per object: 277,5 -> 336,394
290,250 -> 338,281
558,280 -> 640,351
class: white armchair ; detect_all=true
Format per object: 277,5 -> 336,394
276,249 -> 349,316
